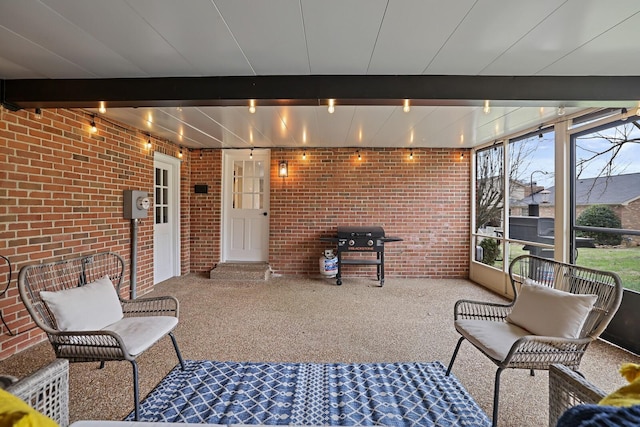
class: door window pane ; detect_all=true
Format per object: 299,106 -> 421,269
232,160 -> 265,210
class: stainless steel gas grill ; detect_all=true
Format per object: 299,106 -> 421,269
321,226 -> 402,286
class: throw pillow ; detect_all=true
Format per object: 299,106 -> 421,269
40,275 -> 123,331
506,283 -> 597,339
0,388 -> 58,427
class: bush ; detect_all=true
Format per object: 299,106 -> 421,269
479,238 -> 500,266
576,205 -> 622,246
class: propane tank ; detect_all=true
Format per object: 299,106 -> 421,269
319,249 -> 338,278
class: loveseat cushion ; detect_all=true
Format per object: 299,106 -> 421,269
40,275 -> 123,331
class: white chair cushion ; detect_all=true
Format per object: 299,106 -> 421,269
102,316 -> 178,357
455,319 -> 531,361
506,283 -> 597,339
40,275 -> 123,331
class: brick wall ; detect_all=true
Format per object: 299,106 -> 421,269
268,148 -> 470,278
0,107 -> 185,359
0,106 -> 471,360
189,149 -> 222,272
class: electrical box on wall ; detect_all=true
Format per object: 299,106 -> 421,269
123,190 -> 150,219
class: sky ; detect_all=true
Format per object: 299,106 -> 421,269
515,122 -> 640,189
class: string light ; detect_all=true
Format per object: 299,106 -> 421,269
99,102 -> 106,114
90,116 -> 97,133
249,99 -> 256,114
460,152 -> 465,159
146,138 -> 152,150
328,99 -> 335,114
357,150 -> 361,161
302,151 -> 307,160
250,148 -> 253,159
403,99 -> 410,113
199,150 -> 203,160
34,108 -> 42,119
409,149 -> 414,160
179,147 -> 183,159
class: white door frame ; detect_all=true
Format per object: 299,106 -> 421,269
221,149 -> 270,262
153,152 -> 181,283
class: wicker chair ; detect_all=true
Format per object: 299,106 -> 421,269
18,252 -> 186,421
548,363 -> 606,427
5,359 -> 70,427
446,254 -> 623,427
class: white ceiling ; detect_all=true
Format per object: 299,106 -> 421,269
1,0 -> 639,149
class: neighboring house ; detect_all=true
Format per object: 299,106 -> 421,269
515,173 -> 640,244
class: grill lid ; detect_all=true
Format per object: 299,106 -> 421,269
336,226 -> 385,239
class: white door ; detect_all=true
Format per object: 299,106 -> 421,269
222,149 -> 270,262
154,153 -> 180,283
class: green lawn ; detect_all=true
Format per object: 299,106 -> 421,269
484,241 -> 640,292
575,247 -> 640,292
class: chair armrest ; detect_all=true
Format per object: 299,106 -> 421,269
549,364 -> 606,427
121,295 -> 179,317
454,299 -> 513,321
6,359 -> 69,427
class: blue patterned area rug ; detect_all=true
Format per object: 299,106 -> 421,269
126,360 -> 490,426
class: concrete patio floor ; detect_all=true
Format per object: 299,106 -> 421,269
1,273 -> 638,426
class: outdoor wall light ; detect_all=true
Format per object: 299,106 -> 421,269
278,160 -> 288,177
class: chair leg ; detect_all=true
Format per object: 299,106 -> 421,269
131,360 -> 139,421
99,361 -> 106,369
446,337 -> 466,376
169,332 -> 186,370
492,367 -> 505,427
530,369 -> 535,376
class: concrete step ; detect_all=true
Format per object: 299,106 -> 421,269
209,262 -> 271,281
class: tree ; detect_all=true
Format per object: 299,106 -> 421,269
576,205 -> 622,246
475,139 -> 539,228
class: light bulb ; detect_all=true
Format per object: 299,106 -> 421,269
179,147 -> 183,158
99,102 -> 106,114
34,108 -> 42,119
403,99 -> 410,113
249,99 -> 256,114
328,99 -> 335,114
409,150 -> 413,160
146,139 -> 152,150
483,100 -> 490,114
90,120 -> 97,133
302,152 -> 307,160
357,150 -> 361,161
250,149 -> 253,159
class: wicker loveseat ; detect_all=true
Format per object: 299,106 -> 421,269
548,363 -> 606,427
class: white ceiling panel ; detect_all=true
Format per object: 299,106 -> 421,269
312,106 -> 359,146
302,0 -> 387,74
0,1 -> 144,78
426,0 -> 567,75
344,106 -> 397,146
367,0 -> 475,74
215,0 -> 310,75
483,1 -> 640,75
0,26 -> 94,78
42,0 -> 197,76
540,11 -> 640,75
